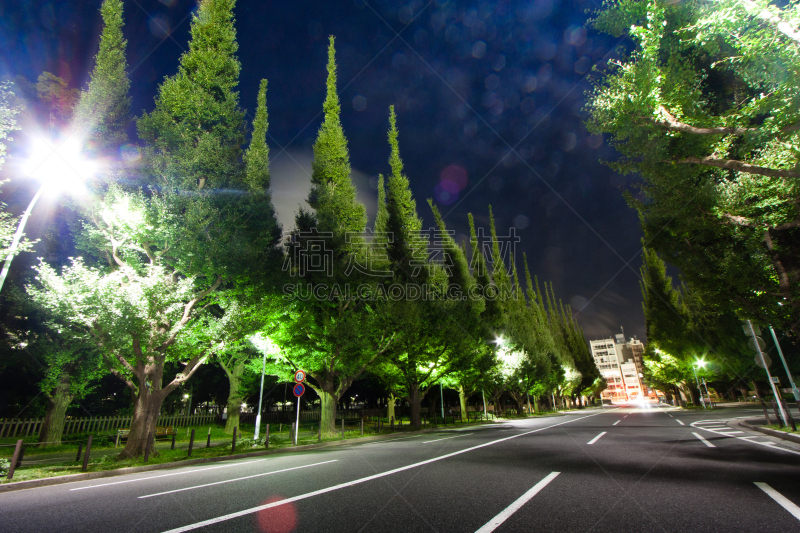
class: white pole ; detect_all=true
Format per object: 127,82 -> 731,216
748,320 -> 788,426
770,326 -> 800,401
0,184 -> 45,294
294,393 -> 301,445
482,389 -> 487,419
440,383 -> 445,419
692,366 -> 706,409
253,349 -> 267,440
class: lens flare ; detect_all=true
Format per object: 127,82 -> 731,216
256,496 -> 297,533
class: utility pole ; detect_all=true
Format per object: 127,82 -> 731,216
770,326 -> 800,401
746,320 -> 788,427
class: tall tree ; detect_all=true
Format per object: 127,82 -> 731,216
278,37 -> 390,437
73,0 -> 131,154
585,0 -> 800,334
30,0 -> 281,458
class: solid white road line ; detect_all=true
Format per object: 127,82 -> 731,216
474,472 -> 561,533
719,430 -> 744,435
754,482 -> 800,522
161,409 -> 617,533
587,432 -> 607,445
612,420 -> 621,426
70,458 -> 274,491
423,433 -> 473,444
668,414 -> 673,417
692,432 -> 716,448
138,460 -> 338,499
676,420 -> 685,426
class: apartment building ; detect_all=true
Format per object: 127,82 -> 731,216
590,332 -> 649,404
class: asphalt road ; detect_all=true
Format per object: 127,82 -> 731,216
2,404 -> 800,533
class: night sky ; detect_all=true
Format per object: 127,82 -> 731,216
0,0 -> 646,342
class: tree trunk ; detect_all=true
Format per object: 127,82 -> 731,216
428,390 -> 439,422
223,361 -> 245,434
458,385 -> 468,421
409,383 -> 423,429
38,374 -> 74,448
686,383 -> 701,406
387,392 -> 397,423
318,386 -> 338,437
118,386 -> 165,459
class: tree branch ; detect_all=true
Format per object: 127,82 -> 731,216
656,106 -> 757,135
158,275 -> 223,350
677,156 -> 800,179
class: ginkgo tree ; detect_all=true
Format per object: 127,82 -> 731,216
586,0 -> 800,334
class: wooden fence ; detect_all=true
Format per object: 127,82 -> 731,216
0,413 -> 219,439
0,408 -> 392,440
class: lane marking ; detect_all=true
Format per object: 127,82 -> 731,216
676,420 -> 685,426
70,458 -> 273,491
692,432 -> 716,448
755,482 -> 800,521
587,432 -> 607,445
668,414 -> 673,417
719,430 -> 744,435
623,415 -> 629,418
612,420 -> 621,426
423,433 -> 473,444
692,420 -> 800,456
474,472 -> 560,533
138,460 -> 338,499
161,409 -> 617,533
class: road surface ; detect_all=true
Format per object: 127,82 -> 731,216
1,404 -> 799,532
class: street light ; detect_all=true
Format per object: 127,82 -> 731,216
692,360 -> 706,409
0,135 -> 93,294
250,333 -> 277,441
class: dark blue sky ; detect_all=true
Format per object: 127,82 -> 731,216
0,0 -> 646,341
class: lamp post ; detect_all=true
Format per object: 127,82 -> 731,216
0,184 -> 46,294
253,346 -> 268,441
692,363 -> 706,409
250,333 -> 274,441
0,135 -> 93,295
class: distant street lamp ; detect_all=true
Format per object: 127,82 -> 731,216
692,361 -> 706,409
0,135 -> 93,294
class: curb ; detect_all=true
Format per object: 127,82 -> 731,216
0,420 -> 501,493
740,420 -> 800,445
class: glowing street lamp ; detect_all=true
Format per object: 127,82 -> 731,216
0,135 -> 93,294
692,360 -> 708,409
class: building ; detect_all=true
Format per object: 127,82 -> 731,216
590,332 -> 652,404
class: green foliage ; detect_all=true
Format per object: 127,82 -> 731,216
73,0 -> 131,153
586,0 -> 800,334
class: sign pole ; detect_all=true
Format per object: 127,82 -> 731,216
748,320 -> 788,426
295,394 -> 301,445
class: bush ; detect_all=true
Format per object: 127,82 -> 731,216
0,457 -> 9,476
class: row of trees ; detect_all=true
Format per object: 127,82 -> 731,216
586,0 -> 800,399
1,0 -> 599,458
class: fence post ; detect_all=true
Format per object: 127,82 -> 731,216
291,423 -> 296,445
390,417 -> 394,432
171,431 -> 177,450
6,439 -> 23,480
115,431 -> 120,448
144,432 -> 153,462
75,443 -> 83,463
206,427 -> 211,448
759,400 -> 772,425
265,424 -> 269,449
360,418 -> 364,437
82,435 -> 93,472
231,427 -> 237,454
188,428 -> 195,457
341,419 -> 345,438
